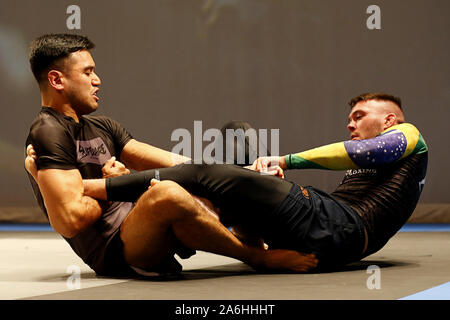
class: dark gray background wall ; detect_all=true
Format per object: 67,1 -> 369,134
0,0 -> 448,215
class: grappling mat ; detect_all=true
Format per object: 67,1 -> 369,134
0,225 -> 449,300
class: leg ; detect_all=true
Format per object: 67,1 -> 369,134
107,164 -> 293,225
119,179 -> 317,273
180,164 -> 293,225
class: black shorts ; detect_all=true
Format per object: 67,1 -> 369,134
100,229 -> 137,277
261,183 -> 366,270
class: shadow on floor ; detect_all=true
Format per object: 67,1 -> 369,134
35,272 -> 99,282
34,259 -> 419,283
320,259 -> 419,273
106,263 -> 257,282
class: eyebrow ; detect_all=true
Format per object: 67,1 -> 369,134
83,65 -> 95,71
348,110 -> 365,121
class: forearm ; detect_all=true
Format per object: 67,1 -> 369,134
285,141 -> 356,170
68,196 -> 105,236
83,179 -> 108,201
44,191 -> 104,238
37,169 -> 105,238
121,139 -> 190,171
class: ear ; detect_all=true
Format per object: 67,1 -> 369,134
47,70 -> 65,91
383,113 -> 397,130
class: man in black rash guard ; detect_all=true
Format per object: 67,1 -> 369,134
24,34 -> 318,276
81,92 -> 428,270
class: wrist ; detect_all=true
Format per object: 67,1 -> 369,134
281,155 -> 288,170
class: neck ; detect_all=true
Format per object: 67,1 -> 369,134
41,93 -> 80,123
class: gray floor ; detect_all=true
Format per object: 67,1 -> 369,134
1,231 -> 449,300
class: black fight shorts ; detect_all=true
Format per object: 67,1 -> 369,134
262,183 -> 367,270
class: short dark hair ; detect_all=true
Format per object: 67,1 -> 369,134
348,92 -> 402,110
29,34 -> 95,85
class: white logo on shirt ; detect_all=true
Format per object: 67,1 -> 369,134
76,137 -> 111,165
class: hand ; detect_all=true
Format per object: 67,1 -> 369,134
248,156 -> 286,178
102,156 -> 130,178
25,144 -> 38,181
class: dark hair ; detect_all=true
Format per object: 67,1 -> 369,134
348,92 -> 402,110
29,34 -> 95,84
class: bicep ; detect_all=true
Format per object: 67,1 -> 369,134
38,169 -> 84,214
343,124 -> 421,168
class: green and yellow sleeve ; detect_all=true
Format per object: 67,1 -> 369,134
285,123 -> 427,170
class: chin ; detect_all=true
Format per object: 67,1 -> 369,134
78,104 -> 98,115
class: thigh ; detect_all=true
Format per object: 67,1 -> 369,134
119,195 -> 178,271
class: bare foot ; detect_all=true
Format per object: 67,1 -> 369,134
252,249 -> 318,273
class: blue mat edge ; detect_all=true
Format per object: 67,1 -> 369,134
399,224 -> 450,232
399,282 -> 450,300
0,223 -> 54,232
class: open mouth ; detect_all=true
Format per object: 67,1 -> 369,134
93,90 -> 99,101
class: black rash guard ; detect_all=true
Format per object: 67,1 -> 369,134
331,152 -> 428,256
285,122 -> 428,256
26,107 -> 134,274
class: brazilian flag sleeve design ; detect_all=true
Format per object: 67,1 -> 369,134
285,123 -> 428,170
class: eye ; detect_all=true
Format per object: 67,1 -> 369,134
84,68 -> 94,76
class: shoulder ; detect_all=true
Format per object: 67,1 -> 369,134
383,123 -> 420,136
383,123 -> 428,155
27,109 -> 77,163
28,109 -> 68,141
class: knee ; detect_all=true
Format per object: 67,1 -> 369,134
138,180 -> 191,210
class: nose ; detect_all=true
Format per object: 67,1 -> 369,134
92,72 -> 101,86
347,120 -> 356,132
